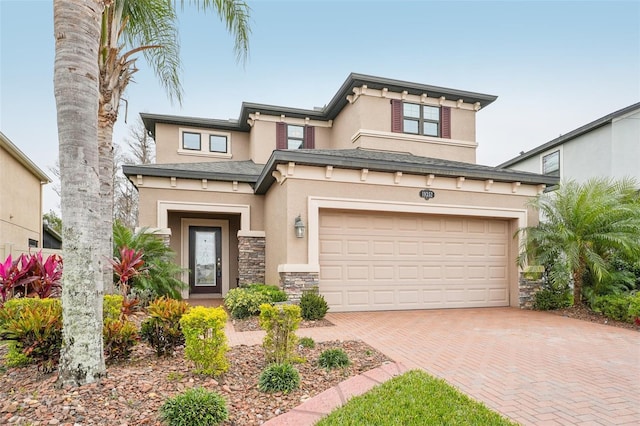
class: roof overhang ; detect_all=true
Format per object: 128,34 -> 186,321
141,73 -> 498,138
255,150 -> 558,194
0,131 -> 51,183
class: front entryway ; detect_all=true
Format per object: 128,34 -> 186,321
188,226 -> 222,294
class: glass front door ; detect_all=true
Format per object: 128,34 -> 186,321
189,226 -> 222,294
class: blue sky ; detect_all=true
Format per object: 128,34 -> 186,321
1,0 -> 639,213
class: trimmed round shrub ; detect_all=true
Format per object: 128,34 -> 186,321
258,363 -> 301,394
318,348 -> 350,370
248,284 -> 288,303
160,387 -> 228,426
298,336 -> 315,349
223,287 -> 270,319
299,291 -> 329,321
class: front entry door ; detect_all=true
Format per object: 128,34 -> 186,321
189,226 -> 222,294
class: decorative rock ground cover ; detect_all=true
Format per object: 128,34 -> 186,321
0,334 -> 389,425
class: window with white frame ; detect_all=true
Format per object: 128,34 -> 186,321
542,150 -> 560,177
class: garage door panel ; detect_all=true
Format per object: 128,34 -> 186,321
319,211 -> 510,312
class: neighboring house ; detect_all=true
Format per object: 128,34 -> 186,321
123,73 -> 557,312
43,223 -> 62,250
0,131 -> 51,257
498,102 -> 640,183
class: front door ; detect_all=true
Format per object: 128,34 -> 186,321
189,226 -> 222,294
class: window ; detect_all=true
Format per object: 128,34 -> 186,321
179,129 -> 231,157
392,100 -> 451,138
28,238 -> 38,248
403,103 -> 439,136
287,125 -> 304,149
276,123 -> 315,150
209,135 -> 227,153
182,132 -> 201,150
542,151 -> 560,177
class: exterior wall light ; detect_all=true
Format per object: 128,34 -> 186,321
294,215 -> 306,238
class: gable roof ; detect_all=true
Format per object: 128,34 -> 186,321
498,102 -> 640,168
124,149 -> 557,193
141,73 -> 498,138
0,131 -> 51,183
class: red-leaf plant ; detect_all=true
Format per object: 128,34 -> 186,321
0,252 -> 63,304
109,247 -> 147,320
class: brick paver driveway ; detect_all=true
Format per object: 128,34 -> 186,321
324,308 -> 639,426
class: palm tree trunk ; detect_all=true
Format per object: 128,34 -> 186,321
98,120 -> 115,294
54,0 -> 106,386
573,260 -> 585,307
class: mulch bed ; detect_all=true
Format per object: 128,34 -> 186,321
0,325 -> 389,425
548,304 -> 639,331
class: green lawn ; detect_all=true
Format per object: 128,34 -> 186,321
315,370 -> 518,426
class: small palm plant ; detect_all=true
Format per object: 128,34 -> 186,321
519,177 -> 640,306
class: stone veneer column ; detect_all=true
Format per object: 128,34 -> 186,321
238,235 -> 265,286
519,274 -> 544,309
279,272 -> 319,303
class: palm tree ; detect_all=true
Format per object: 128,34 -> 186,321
519,178 -> 640,306
97,0 -> 250,293
53,0 -> 106,385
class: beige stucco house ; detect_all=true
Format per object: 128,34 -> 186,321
124,73 -> 557,312
0,132 -> 51,258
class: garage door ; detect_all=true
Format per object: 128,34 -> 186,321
319,210 -> 510,312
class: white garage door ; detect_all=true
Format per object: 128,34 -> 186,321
319,210 -> 511,312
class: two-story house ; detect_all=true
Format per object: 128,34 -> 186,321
123,73 -> 557,312
498,102 -> 640,183
0,131 -> 51,259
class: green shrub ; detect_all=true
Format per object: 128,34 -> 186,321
592,293 -> 640,323
299,290 -> 329,320
180,306 -> 229,375
4,341 -> 32,367
318,348 -> 350,370
103,319 -> 139,362
0,298 -> 62,369
160,387 -> 228,426
258,363 -> 301,394
259,303 -> 301,364
628,293 -> 640,321
103,294 -> 124,322
223,287 -> 270,319
247,284 -> 288,303
298,336 -> 315,349
141,297 -> 189,356
533,288 -> 572,311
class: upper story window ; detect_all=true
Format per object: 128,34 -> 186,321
182,132 -> 201,150
403,103 -> 440,137
179,128 -> 232,157
276,122 -> 315,150
287,125 -> 305,149
542,150 -> 560,177
209,135 -> 228,153
391,99 -> 451,139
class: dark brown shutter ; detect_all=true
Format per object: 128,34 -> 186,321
441,106 -> 451,139
391,99 -> 403,133
304,125 -> 315,149
276,122 -> 286,149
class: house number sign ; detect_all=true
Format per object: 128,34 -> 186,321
419,189 -> 435,200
